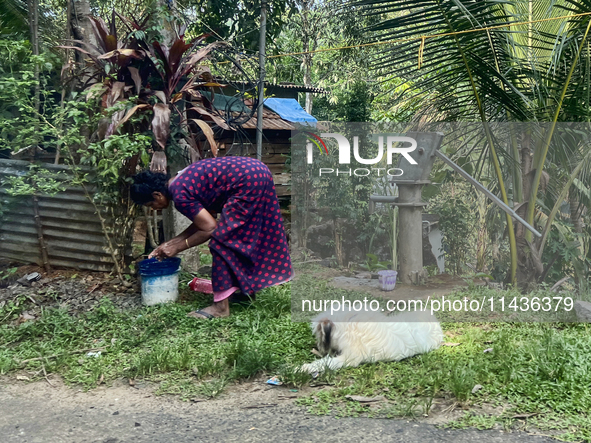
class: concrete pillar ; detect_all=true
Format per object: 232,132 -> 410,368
163,155 -> 201,273
398,184 -> 424,284
166,207 -> 201,272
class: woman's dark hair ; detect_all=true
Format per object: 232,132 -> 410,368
130,171 -> 171,205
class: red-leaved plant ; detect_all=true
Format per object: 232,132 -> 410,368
60,10 -> 234,171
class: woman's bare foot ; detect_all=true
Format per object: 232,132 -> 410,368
187,299 -> 230,319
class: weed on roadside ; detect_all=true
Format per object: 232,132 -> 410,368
0,282 -> 313,393
276,364 -> 312,389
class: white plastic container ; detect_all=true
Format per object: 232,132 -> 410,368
378,270 -> 398,291
138,257 -> 181,305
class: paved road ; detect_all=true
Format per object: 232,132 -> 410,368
0,380 -> 555,443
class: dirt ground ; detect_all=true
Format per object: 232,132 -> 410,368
0,262 -> 142,321
324,267 -> 483,302
0,260 -> 476,322
0,376 -> 555,443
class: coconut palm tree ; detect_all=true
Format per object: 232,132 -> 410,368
0,0 -> 27,35
352,0 -> 591,288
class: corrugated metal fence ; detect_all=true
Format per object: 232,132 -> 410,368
0,159 -> 119,272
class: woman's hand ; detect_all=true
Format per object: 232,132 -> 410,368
148,240 -> 181,259
147,209 -> 217,260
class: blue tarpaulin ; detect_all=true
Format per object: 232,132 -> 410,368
263,98 -> 317,127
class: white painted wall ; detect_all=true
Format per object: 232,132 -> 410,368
428,226 -> 445,273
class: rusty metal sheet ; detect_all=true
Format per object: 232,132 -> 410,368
0,159 -> 122,272
190,100 -> 296,131
239,115 -> 295,130
237,107 -> 295,130
214,79 -> 329,94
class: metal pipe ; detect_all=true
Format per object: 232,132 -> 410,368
256,0 -> 267,161
435,150 -> 542,238
369,195 -> 398,203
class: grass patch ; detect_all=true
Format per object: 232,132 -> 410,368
0,282 -> 314,392
294,321 -> 591,440
2,267 -> 591,440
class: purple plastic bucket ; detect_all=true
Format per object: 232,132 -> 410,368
378,270 -> 397,291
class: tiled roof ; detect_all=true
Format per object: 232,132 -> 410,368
238,109 -> 295,130
190,97 -> 296,130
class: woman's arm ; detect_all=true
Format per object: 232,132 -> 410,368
175,223 -> 198,241
184,209 -> 217,248
148,209 -> 217,259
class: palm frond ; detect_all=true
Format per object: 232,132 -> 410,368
0,0 -> 27,35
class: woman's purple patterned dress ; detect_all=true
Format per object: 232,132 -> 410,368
168,157 -> 292,295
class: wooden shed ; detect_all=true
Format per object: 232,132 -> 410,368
187,83 -> 326,198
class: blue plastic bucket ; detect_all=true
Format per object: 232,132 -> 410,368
138,257 -> 181,305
